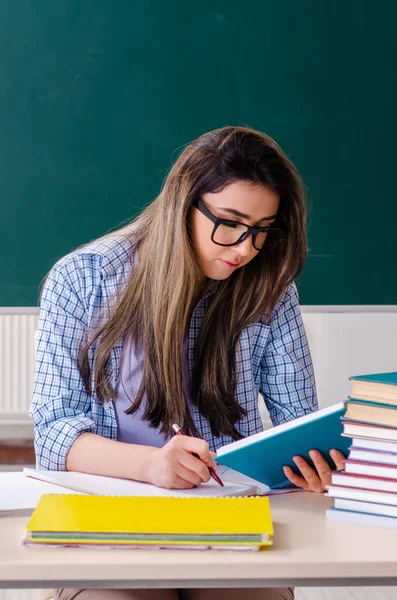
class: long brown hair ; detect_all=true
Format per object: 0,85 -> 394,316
78,126 -> 308,439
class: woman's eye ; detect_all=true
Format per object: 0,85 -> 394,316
225,222 -> 239,229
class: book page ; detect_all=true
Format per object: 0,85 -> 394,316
216,465 -> 269,495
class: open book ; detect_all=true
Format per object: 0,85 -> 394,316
216,402 -> 351,488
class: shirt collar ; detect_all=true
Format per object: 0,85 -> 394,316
199,278 -> 220,302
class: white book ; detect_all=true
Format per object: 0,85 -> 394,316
351,437 -> 397,453
342,422 -> 397,441
334,497 -> 397,518
327,485 -> 397,506
348,448 -> 397,466
23,466 -> 270,499
331,472 -> 397,493
327,507 -> 397,529
345,460 -> 397,480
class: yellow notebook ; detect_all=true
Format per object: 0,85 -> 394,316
24,494 -> 273,549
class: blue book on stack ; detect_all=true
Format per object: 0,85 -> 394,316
216,402 -> 350,489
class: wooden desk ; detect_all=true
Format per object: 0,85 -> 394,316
1,492 -> 397,590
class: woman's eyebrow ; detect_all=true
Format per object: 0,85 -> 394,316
216,206 -> 278,221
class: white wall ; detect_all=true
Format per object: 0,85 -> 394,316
0,307 -> 397,438
302,307 -> 397,408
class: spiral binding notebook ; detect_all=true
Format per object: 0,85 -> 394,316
22,494 -> 273,551
23,467 -> 270,498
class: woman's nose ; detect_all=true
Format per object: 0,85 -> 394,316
235,234 -> 255,256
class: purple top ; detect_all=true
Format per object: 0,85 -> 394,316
114,334 -> 192,447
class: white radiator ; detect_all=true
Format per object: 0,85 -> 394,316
0,311 -> 38,425
0,591 -> 40,600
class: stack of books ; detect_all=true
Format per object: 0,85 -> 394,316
22,494 -> 273,551
327,372 -> 397,528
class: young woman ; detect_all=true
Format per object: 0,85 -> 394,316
31,126 -> 345,600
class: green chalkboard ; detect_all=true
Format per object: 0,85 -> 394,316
1,1 -> 396,306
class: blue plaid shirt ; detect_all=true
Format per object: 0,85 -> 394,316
31,235 -> 318,470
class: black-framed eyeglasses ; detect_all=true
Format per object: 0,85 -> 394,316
192,199 -> 287,252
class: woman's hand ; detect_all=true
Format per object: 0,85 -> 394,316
283,449 -> 345,493
145,435 -> 217,489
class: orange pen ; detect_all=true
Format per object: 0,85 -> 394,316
172,423 -> 224,487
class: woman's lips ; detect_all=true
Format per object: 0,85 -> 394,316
219,259 -> 240,270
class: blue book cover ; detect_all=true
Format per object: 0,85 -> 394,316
350,372 -> 397,386
216,403 -> 350,489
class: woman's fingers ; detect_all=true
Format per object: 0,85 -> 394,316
308,450 -> 332,487
173,462 -> 204,487
170,436 -> 214,465
284,449 -> 344,493
294,455 -> 325,492
283,465 -> 310,490
167,473 -> 196,489
177,449 -> 212,483
330,449 -> 346,471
